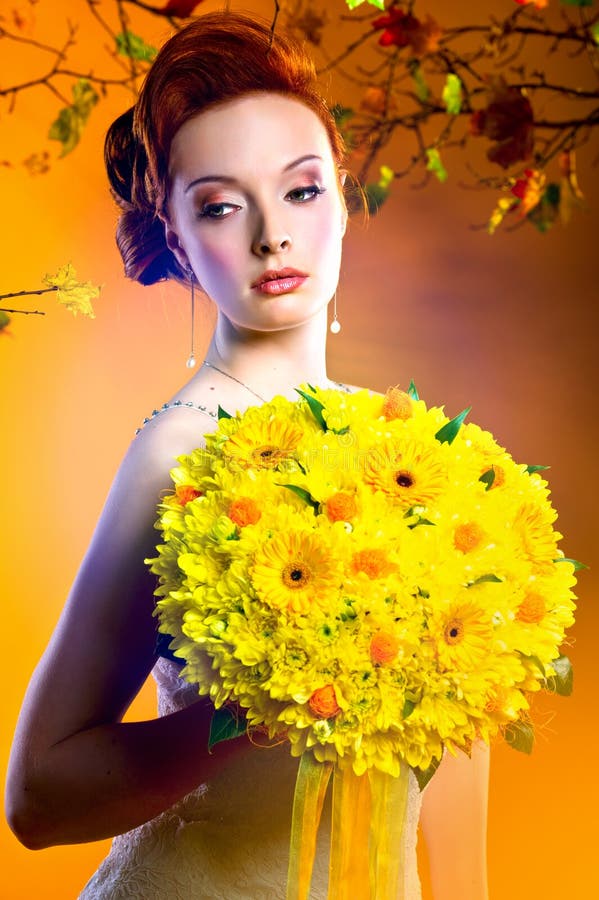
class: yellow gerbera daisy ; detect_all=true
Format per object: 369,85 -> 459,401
431,599 -> 494,671
362,439 -> 447,507
251,530 -> 340,614
513,501 -> 561,572
223,414 -> 303,471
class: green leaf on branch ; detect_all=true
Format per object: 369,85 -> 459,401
592,21 -> 599,45
426,148 -> 448,183
504,720 -> 534,754
48,79 -> 98,157
345,0 -> 385,10
435,407 -> 471,444
116,30 -> 158,62
442,73 -> 463,115
560,0 -> 593,7
409,60 -> 429,102
208,706 -> 246,751
407,380 -> 419,400
0,310 -> 11,332
546,655 -> 574,697
413,755 -> 441,791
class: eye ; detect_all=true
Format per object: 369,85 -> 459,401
198,201 -> 240,219
286,185 -> 326,203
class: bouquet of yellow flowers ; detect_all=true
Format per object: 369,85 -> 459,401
147,383 -> 578,899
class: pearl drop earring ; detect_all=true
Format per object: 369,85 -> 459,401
186,269 -> 196,368
330,292 -> 341,334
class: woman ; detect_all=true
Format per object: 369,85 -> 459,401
6,12 -> 489,898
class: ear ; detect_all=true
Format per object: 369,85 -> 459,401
338,170 -> 349,237
159,212 -> 191,272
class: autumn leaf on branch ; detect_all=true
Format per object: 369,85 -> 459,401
42,264 -> 100,317
160,0 -> 206,16
48,79 -> 98,158
116,31 -> 157,62
371,4 -> 442,58
470,77 -> 534,169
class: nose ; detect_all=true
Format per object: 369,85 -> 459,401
251,210 -> 292,257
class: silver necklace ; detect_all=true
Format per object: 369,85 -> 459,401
202,360 -> 267,403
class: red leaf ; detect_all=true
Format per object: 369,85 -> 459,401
161,0 -> 204,17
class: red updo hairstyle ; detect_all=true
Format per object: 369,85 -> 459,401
104,12 -> 346,286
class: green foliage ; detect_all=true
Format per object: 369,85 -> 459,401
296,388 -> 327,431
479,468 -> 496,491
426,148 -> 448,183
435,406 -> 471,444
409,60 -> 429,102
467,573 -> 503,587
345,0 -> 385,10
407,380 -> 419,401
525,464 -> 550,475
0,310 -> 11,331
504,720 -> 534,754
208,706 -> 247,750
48,79 -> 98,157
546,655 -> 574,696
115,30 -> 158,62
277,484 -> 321,513
442,74 -> 463,115
217,405 -> 232,420
555,557 -> 588,571
413,755 -> 441,791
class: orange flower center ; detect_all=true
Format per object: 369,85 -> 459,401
175,485 -> 202,505
454,521 -> 485,553
370,632 -> 400,665
444,618 -> 464,645
325,491 -> 357,522
351,548 -> 390,579
229,497 -> 261,527
516,591 -> 546,623
381,386 -> 413,421
282,561 -> 312,589
308,684 -> 341,719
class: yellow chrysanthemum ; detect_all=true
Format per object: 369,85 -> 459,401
363,439 -> 447,507
513,501 -> 561,572
251,530 -> 340,614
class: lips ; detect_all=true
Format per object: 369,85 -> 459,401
251,268 -> 308,296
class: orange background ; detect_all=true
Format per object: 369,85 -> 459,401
1,1 -> 597,897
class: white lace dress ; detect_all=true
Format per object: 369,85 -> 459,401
79,657 -> 424,899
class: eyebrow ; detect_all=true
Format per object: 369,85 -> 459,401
183,154 -> 323,194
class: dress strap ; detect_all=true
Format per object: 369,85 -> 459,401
135,400 -> 218,435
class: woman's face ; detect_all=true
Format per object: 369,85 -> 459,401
164,92 -> 347,332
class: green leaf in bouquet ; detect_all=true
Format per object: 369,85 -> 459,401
466,573 -> 503,587
407,380 -> 419,400
208,706 -> 247,751
479,468 -> 496,490
435,407 -> 471,444
546,655 -> 574,697
504,720 -> 534,754
554,557 -> 587,571
402,699 -> 416,719
277,483 -> 320,513
525,464 -> 550,475
217,405 -> 233,420
518,652 -> 548,679
296,388 -> 327,431
413,755 -> 441,791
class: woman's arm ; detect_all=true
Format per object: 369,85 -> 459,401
5,413 -> 241,850
420,742 -> 490,900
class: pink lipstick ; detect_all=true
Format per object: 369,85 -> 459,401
251,268 -> 308,295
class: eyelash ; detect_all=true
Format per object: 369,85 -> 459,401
197,184 -> 325,219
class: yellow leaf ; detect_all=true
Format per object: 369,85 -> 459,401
42,263 -> 100,318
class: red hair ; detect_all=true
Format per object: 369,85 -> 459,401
104,12 -> 346,285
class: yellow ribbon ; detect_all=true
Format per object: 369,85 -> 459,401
287,753 -> 411,900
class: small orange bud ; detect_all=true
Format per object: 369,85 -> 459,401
308,684 -> 341,719
352,548 -> 391,579
381,386 -> 413,421
229,496 -> 261,527
325,491 -> 357,522
516,592 -> 546,624
370,632 -> 400,665
175,485 -> 202,505
454,521 -> 485,553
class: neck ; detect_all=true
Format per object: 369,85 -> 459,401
203,309 -> 332,400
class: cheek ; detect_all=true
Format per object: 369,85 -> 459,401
195,238 -> 239,284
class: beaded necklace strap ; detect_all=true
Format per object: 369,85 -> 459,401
135,382 -> 354,436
